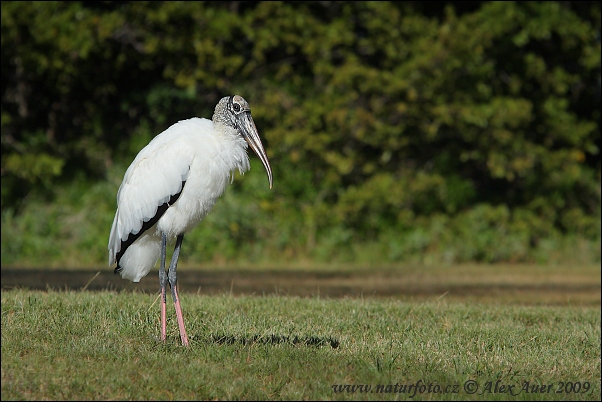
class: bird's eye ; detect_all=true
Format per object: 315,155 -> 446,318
233,103 -> 241,113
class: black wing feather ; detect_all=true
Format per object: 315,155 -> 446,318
114,180 -> 186,274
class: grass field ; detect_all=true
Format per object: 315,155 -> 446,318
1,265 -> 601,400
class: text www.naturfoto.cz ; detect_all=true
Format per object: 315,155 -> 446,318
332,382 -> 460,397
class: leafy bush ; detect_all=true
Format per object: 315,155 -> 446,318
1,2 -> 600,266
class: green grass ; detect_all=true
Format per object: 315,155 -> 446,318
2,288 -> 600,400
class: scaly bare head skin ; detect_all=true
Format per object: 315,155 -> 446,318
213,95 -> 273,188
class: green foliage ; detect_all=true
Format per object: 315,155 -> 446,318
1,1 -> 600,266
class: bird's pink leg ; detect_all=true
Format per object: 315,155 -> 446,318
168,234 -> 190,346
172,285 -> 189,346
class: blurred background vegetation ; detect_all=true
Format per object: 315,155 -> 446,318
1,1 -> 600,268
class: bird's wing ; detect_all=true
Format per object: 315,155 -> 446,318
108,138 -> 193,266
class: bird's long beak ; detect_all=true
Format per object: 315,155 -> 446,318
239,112 -> 273,189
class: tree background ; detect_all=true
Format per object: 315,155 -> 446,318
1,1 -> 600,267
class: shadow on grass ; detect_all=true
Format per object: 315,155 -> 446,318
209,333 -> 340,349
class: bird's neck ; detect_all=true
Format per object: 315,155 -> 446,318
212,122 -> 250,174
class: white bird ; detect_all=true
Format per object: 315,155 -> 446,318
108,95 -> 272,346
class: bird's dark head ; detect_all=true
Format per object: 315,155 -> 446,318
213,95 -> 273,189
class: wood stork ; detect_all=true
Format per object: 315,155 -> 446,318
108,95 -> 273,346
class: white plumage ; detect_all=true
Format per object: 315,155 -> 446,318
108,117 -> 249,281
108,95 -> 272,346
